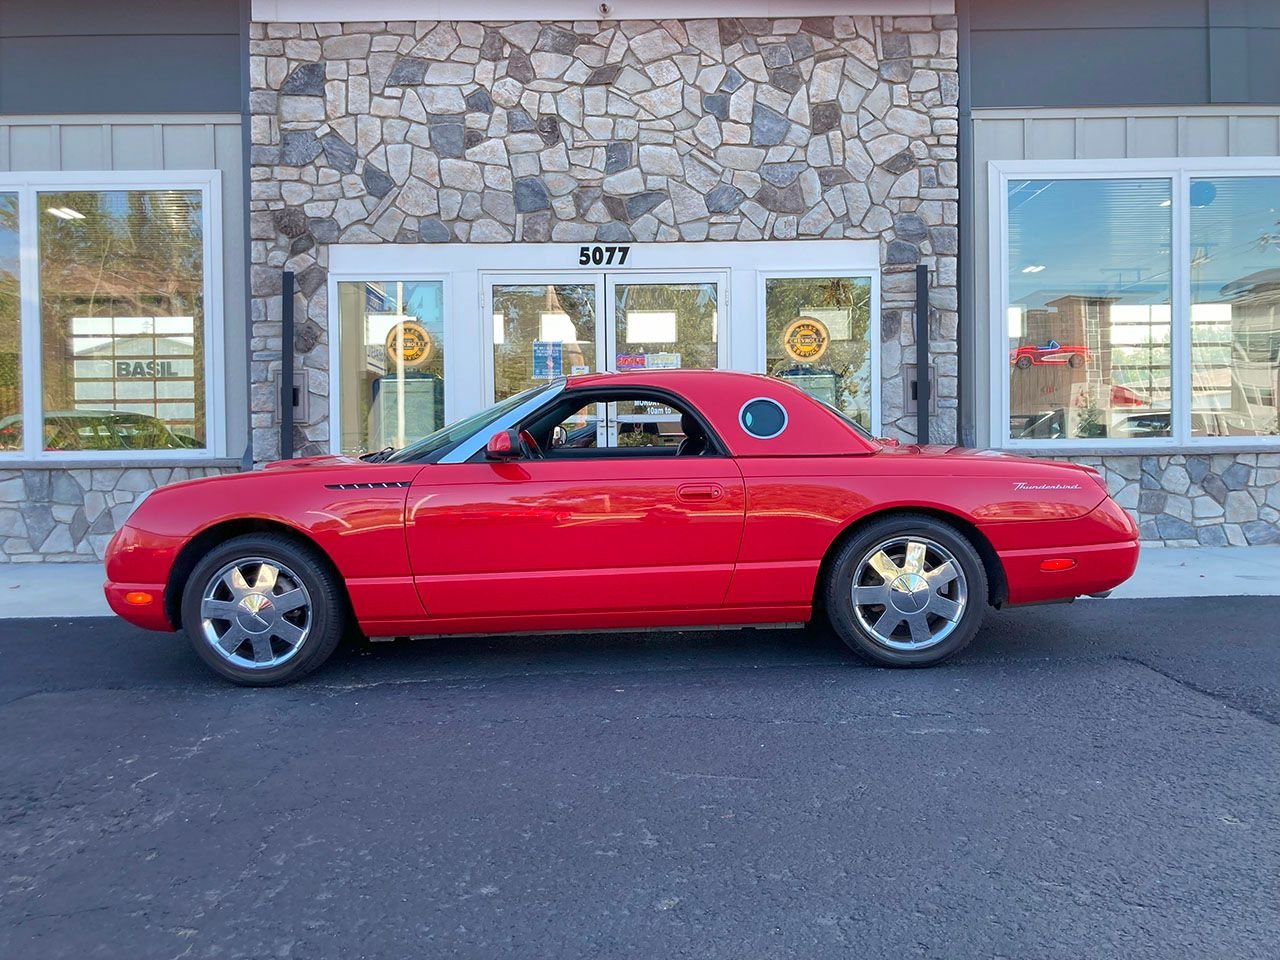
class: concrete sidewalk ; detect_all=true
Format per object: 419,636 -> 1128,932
1,545 -> 1277,620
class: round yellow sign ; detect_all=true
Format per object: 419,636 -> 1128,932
385,320 -> 433,370
782,316 -> 830,364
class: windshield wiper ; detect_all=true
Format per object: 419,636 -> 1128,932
359,446 -> 396,463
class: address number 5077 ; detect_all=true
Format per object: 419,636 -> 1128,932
578,245 -> 631,266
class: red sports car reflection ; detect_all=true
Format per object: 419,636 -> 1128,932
1011,340 -> 1089,369
104,371 -> 1138,685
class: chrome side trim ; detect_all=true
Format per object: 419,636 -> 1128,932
439,380 -> 567,464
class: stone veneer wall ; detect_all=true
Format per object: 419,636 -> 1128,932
0,466 -> 238,563
247,15 -> 960,461
1061,453 -> 1280,547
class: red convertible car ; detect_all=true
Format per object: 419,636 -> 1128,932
104,370 -> 1139,685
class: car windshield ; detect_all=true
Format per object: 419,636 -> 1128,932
384,383 -> 557,463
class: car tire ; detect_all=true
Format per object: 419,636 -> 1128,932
180,533 -> 346,686
1015,355 -> 1032,369
1068,353 -> 1085,368
824,514 -> 988,667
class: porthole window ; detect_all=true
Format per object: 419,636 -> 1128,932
739,397 -> 788,439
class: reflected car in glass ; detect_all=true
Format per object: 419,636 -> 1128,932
104,371 -> 1140,685
0,411 -> 200,451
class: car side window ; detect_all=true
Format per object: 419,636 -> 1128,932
524,392 -> 718,459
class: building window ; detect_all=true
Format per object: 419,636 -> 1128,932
994,161 -> 1280,448
39,190 -> 206,451
764,275 -> 876,432
336,279 -> 445,455
1190,177 -> 1280,438
0,193 -> 18,450
0,174 -> 221,459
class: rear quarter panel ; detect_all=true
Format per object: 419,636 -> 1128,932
725,451 -> 1114,607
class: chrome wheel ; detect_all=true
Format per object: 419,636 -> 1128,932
199,557 -> 313,670
851,536 -> 968,652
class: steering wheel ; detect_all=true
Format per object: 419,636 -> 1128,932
518,429 -> 544,459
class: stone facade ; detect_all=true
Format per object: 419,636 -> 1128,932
1057,453 -> 1280,547
0,466 -> 238,563
248,15 -> 960,461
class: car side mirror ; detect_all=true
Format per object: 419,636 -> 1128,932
485,428 -> 523,460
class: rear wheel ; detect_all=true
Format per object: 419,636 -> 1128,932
824,514 -> 988,667
180,533 -> 345,685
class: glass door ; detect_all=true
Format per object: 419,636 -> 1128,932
605,273 -> 726,444
485,271 -> 727,436
487,275 -> 604,402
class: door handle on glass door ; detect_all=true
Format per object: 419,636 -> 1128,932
677,483 -> 723,502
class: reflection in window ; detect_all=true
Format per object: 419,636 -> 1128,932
764,275 -> 873,431
1007,178 -> 1172,441
337,280 -> 445,455
492,284 -> 596,401
0,194 -> 18,449
39,190 -> 205,450
1190,177 -> 1280,437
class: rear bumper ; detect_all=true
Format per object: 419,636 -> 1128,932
999,539 -> 1140,606
103,580 -> 175,631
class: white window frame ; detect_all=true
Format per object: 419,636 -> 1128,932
989,157 -> 1280,452
328,240 -> 882,452
0,169 -> 225,462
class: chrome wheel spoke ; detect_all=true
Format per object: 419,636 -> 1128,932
853,584 -> 891,606
253,563 -> 279,592
272,588 -> 307,614
249,633 -> 275,663
216,623 -> 248,655
926,560 -> 958,589
201,598 -> 241,620
906,613 -> 932,645
867,550 -> 900,583
928,593 -> 964,622
272,619 -> 306,648
872,607 -> 903,637
222,567 -> 251,597
903,541 -> 927,574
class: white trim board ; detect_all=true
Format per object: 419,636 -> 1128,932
253,1 -> 954,23
0,169 -> 226,463
986,156 -> 1280,454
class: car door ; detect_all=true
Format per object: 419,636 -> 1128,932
403,406 -> 745,621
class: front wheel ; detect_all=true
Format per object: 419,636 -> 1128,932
824,515 -> 988,667
180,533 -> 346,685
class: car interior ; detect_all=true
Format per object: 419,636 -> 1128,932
496,389 -> 725,460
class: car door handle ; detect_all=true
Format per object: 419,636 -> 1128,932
677,483 -> 723,502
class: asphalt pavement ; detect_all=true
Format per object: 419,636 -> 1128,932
2,599 -> 1278,959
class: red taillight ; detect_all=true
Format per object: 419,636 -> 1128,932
1040,558 -> 1076,572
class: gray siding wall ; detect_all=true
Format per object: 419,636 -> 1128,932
0,1 -> 243,114
968,0 -> 1280,107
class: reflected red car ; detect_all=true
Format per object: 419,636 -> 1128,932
1010,340 -> 1089,369
104,370 -> 1139,685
